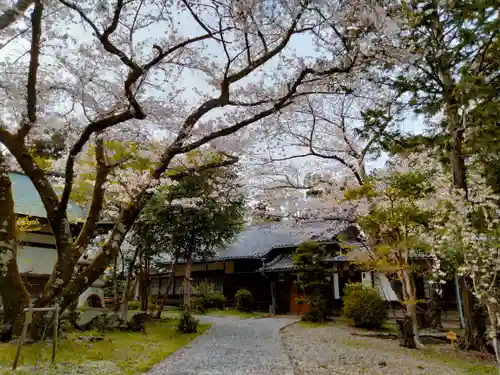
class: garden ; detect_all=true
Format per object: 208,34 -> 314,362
0,0 -> 498,374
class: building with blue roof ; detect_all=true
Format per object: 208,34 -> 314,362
7,172 -> 106,309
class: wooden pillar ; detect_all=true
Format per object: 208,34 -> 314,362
270,280 -> 276,315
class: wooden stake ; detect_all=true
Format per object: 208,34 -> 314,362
13,304 -> 33,370
52,304 -> 59,364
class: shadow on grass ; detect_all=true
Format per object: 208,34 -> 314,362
0,319 -> 210,375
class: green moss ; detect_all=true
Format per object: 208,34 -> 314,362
0,319 -> 210,375
297,321 -> 330,328
410,347 -> 497,375
206,309 -> 267,319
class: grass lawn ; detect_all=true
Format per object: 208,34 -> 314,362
205,309 -> 268,319
0,319 -> 210,375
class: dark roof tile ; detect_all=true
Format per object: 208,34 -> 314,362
212,220 -> 353,260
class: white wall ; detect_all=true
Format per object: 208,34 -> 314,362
361,271 -> 373,287
17,246 -> 57,275
375,273 -> 399,301
17,233 -> 105,303
333,273 -> 340,299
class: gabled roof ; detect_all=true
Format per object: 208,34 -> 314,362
260,253 -> 296,272
212,219 -> 354,260
10,172 -> 85,221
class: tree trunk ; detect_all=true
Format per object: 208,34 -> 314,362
401,269 -> 423,348
140,256 -> 150,313
112,249 -> 120,312
0,160 -> 30,342
485,303 -> 500,370
154,258 -> 177,319
396,317 -> 416,348
424,291 -> 443,330
459,276 -> 487,350
444,98 -> 487,350
120,245 -> 140,321
183,252 -> 193,310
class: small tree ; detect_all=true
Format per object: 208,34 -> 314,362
344,159 -> 438,347
132,158 -> 245,313
293,241 -> 335,323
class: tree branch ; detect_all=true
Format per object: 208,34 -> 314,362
72,137 -> 109,252
176,62 -> 355,158
17,0 -> 43,140
58,110 -> 136,219
0,0 -> 33,30
168,154 -> 239,181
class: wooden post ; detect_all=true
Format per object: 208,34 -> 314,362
13,304 -> 32,370
52,304 -> 59,364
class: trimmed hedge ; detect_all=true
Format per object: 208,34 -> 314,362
235,289 -> 254,312
342,282 -> 387,329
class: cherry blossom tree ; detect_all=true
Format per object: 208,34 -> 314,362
0,0 -> 394,332
429,173 -> 500,362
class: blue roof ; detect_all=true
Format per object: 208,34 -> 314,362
10,172 -> 86,221
212,220 -> 354,260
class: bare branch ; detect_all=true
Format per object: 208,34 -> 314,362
17,0 -> 43,140
0,0 -> 33,30
58,110 -> 136,217
73,136 -> 109,252
176,63 -> 356,158
58,0 -> 140,71
168,153 -> 239,181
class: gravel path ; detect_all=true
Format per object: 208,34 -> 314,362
281,322 -> 494,375
146,316 -> 298,375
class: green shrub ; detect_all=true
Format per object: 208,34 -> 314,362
128,300 -> 140,311
235,289 -> 254,312
192,292 -> 226,313
342,282 -> 387,329
207,292 -> 226,309
177,310 -> 199,333
192,295 -> 208,314
148,296 -> 159,311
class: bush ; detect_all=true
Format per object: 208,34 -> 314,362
235,289 -> 254,312
207,292 -> 226,309
342,282 -> 387,329
192,295 -> 208,314
192,292 -> 226,313
148,296 -> 159,311
128,300 -> 140,311
177,310 -> 199,333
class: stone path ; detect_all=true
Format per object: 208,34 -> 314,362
146,316 -> 298,375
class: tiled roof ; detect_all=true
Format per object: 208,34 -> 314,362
260,253 -> 296,272
212,219 -> 354,260
10,172 -> 85,221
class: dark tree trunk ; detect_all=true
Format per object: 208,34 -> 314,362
0,155 -> 30,342
396,317 -> 417,349
140,256 -> 150,312
183,251 -> 193,310
112,249 -> 120,312
424,291 -> 443,330
446,99 -> 488,351
154,258 -> 177,319
459,276 -> 487,350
